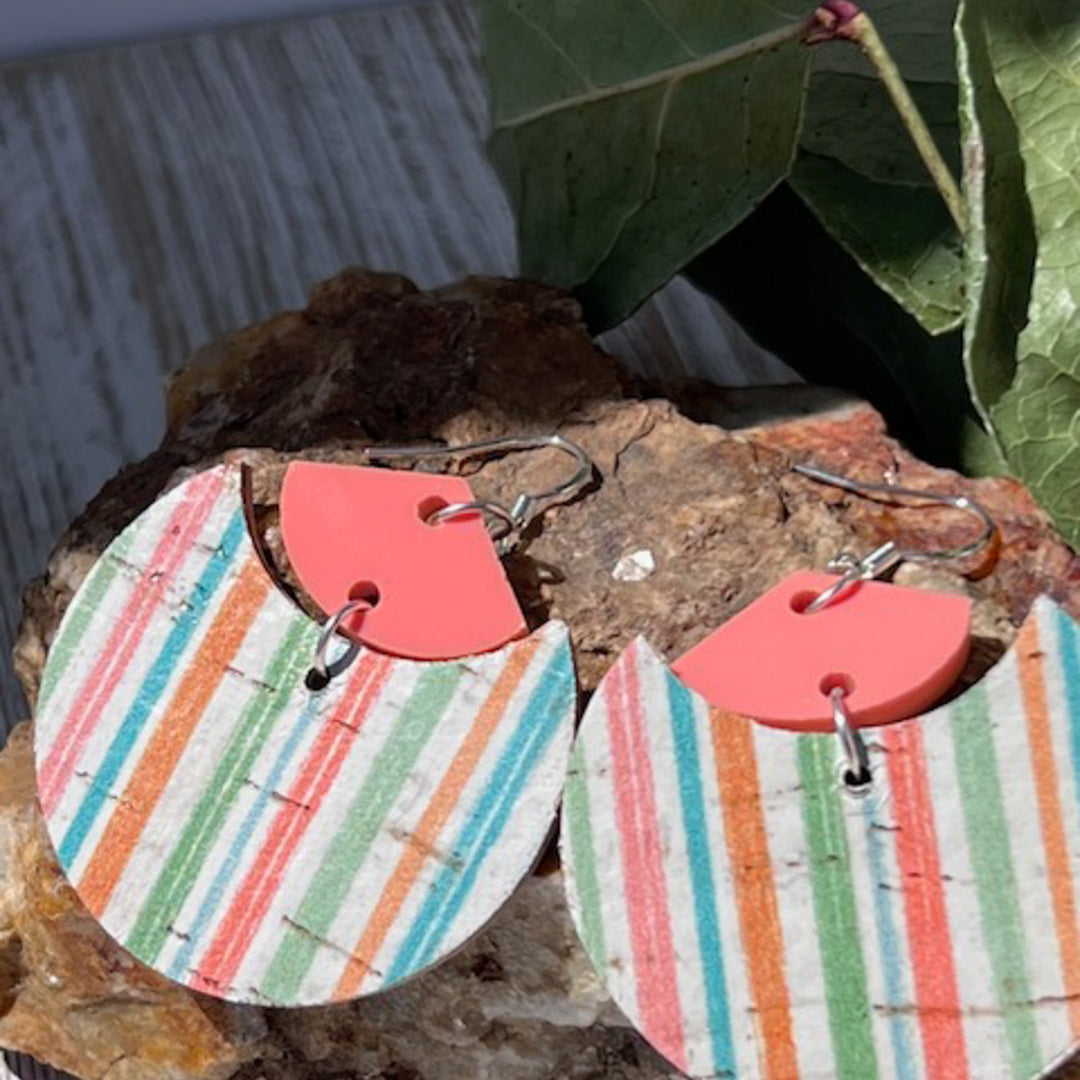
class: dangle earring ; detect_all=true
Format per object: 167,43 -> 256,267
563,464 -> 1080,1080
35,435 -> 591,1006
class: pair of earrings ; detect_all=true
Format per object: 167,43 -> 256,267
32,438 -> 1080,1080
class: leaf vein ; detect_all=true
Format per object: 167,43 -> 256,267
1013,19 -> 1080,93
579,79 -> 677,284
636,0 -> 699,59
509,5 -> 595,92
493,17 -> 810,131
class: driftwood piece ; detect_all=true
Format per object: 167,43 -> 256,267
5,271 -> 1080,1080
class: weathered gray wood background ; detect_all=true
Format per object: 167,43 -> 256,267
0,2 -> 793,1075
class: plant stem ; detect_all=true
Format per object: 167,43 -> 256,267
810,6 -> 967,234
852,14 -> 967,232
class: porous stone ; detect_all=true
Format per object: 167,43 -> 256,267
7,270 -> 1080,1080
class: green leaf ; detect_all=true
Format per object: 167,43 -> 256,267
791,153 -> 964,334
791,0 -> 966,335
958,0 -> 1080,547
800,67 -> 960,186
685,183 -> 978,467
477,0 -> 815,330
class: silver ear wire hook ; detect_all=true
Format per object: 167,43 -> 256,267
356,433 -> 594,556
793,462 -> 997,614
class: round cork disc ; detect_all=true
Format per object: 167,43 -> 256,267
34,464 -> 575,1005
562,603 -> 1080,1079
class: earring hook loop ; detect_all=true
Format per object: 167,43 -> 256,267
357,433 -> 593,554
793,462 -> 998,613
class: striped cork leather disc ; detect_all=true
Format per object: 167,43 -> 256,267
34,464 -> 576,1005
562,600 -> 1080,1079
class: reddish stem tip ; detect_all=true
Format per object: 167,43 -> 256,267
807,1 -> 862,44
822,0 -> 861,20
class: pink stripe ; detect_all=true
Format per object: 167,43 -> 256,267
38,469 -> 225,815
884,723 -> 968,1079
604,647 -> 687,1069
190,653 -> 391,992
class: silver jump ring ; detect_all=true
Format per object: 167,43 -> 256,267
832,686 -> 872,793
426,499 -> 516,541
307,598 -> 371,690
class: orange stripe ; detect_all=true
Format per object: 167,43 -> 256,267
1018,618 -> 1080,1036
77,559 -> 270,917
332,635 -> 542,998
710,710 -> 799,1080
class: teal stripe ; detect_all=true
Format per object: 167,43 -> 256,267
562,742 -> 607,969
951,683 -> 1041,1077
863,799 -> 917,1080
37,532 -> 134,712
126,615 -> 317,961
385,647 -> 571,980
258,664 -> 464,1002
57,511 -> 246,869
798,735 -> 878,1080
1057,609 -> 1080,828
666,672 -> 734,1078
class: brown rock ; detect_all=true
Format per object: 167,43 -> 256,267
7,270 -> 1080,1079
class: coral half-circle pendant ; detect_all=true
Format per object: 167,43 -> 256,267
33,464 -> 576,1006
561,600 -> 1080,1079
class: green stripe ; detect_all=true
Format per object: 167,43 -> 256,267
37,533 -> 135,712
563,742 -> 607,969
951,684 -> 1041,1077
259,663 -> 465,1002
126,615 -> 317,960
797,735 -> 878,1080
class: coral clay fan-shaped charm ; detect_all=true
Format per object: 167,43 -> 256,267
34,464 -> 575,1005
280,461 -> 527,660
562,600 -> 1080,1079
671,570 -> 972,730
